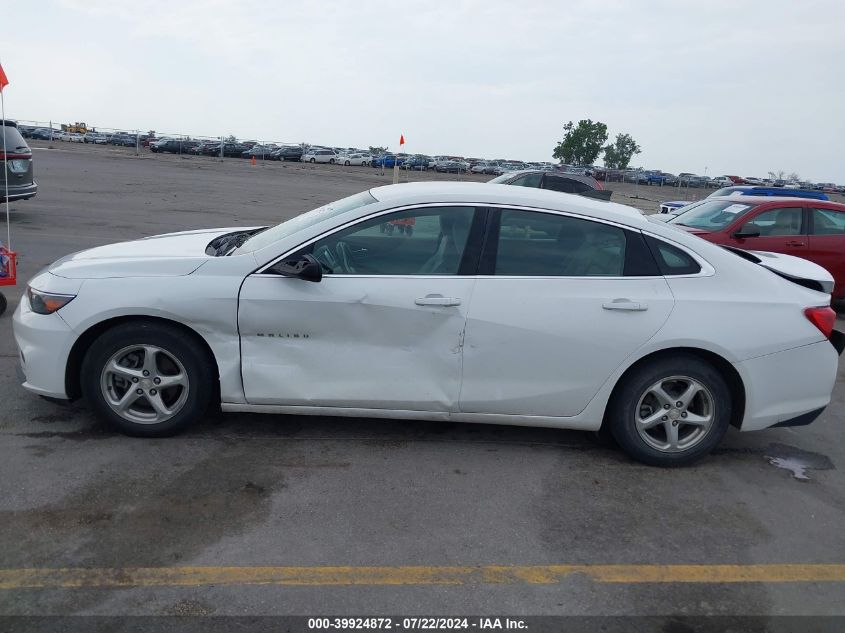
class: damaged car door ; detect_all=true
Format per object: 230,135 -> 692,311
237,206 -> 481,412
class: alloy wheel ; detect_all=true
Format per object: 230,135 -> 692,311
634,376 -> 714,453
100,345 -> 190,424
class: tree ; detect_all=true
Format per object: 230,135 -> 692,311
369,146 -> 387,155
552,119 -> 608,165
768,170 -> 785,181
787,172 -> 800,182
602,133 -> 641,169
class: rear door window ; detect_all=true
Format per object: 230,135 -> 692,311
494,209 -> 626,276
810,208 -> 845,235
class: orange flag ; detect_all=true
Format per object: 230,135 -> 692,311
399,134 -> 405,146
0,62 -> 8,92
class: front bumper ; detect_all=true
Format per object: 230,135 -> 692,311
12,295 -> 76,400
0,182 -> 37,202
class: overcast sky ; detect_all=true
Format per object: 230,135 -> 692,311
3,0 -> 844,181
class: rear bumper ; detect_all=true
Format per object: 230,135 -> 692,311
736,340 -> 839,431
830,329 -> 845,355
0,182 -> 37,202
771,406 -> 826,428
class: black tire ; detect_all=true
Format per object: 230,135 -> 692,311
80,321 -> 214,437
0,292 -> 6,317
608,354 -> 732,466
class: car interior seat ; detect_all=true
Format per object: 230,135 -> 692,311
767,210 -> 801,236
418,213 -> 472,274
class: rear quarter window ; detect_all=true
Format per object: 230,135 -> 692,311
645,236 -> 702,275
811,208 -> 845,235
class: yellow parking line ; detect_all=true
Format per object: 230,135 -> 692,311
1,564 -> 845,589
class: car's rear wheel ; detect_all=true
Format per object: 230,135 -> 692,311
608,354 -> 731,466
0,292 -> 7,317
81,322 -> 214,437
310,158 -> 315,163
344,160 -> 350,166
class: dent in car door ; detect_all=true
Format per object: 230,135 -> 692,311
238,206 -> 482,412
459,210 -> 674,417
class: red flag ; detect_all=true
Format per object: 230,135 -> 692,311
0,63 -> 8,92
399,134 -> 405,146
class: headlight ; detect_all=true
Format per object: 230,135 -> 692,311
27,287 -> 76,314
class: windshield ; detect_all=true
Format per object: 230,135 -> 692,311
711,187 -> 744,197
234,190 -> 378,253
667,199 -> 756,231
488,172 -> 523,184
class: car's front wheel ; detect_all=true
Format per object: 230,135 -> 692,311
608,354 -> 731,466
81,322 -> 214,437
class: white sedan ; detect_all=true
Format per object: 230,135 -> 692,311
340,153 -> 371,166
13,183 -> 842,465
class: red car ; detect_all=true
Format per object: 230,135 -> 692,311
667,196 -> 845,299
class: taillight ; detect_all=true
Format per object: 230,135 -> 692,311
804,306 -> 836,338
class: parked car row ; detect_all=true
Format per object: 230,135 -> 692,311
591,166 -> 845,194
14,123 -> 843,191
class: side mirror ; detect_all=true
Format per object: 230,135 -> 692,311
732,223 -> 760,239
275,253 -> 322,282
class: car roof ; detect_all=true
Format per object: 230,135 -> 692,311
721,185 -> 820,194
369,182 -> 647,226
705,195 -> 845,209
707,195 -> 835,204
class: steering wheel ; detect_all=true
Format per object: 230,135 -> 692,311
313,245 -> 338,274
313,241 -> 357,274
334,241 -> 357,274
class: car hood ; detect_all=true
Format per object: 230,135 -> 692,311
48,226 -> 262,279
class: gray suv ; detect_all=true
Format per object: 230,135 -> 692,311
1,121 -> 37,202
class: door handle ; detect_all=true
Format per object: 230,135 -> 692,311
786,240 -> 805,247
415,294 -> 462,307
602,299 -> 648,311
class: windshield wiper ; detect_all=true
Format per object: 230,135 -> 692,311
206,227 -> 270,257
223,233 -> 255,256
